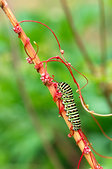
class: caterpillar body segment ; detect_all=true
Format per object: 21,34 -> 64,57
57,82 -> 81,131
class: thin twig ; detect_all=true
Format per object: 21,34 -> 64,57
55,131 -> 80,168
0,0 -> 101,168
60,0 -> 112,113
101,83 -> 112,112
98,0 -> 107,74
98,0 -> 112,112
60,0 -> 96,75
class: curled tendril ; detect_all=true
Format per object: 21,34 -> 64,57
18,20 -> 112,142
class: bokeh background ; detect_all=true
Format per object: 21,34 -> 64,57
0,0 -> 112,168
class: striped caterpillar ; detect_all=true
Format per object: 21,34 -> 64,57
57,82 -> 81,131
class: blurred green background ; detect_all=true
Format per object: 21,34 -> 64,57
0,0 -> 112,168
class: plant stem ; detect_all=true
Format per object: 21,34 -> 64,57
54,131 -> 80,167
0,0 -> 101,168
9,34 -> 65,169
98,0 -> 107,74
98,0 -> 112,112
60,0 -> 96,75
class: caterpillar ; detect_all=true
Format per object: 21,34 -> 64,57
57,82 -> 81,131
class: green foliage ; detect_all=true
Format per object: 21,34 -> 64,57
0,0 -> 112,169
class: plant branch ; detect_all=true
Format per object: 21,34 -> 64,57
54,131 -> 80,167
98,0 -> 112,112
0,0 -> 101,168
9,34 -> 65,169
100,83 -> 112,112
60,0 -> 96,75
98,0 -> 107,74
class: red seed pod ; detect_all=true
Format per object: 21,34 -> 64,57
26,57 -> 33,64
96,165 -> 103,169
83,146 -> 91,154
34,62 -> 43,72
60,49 -> 64,55
40,73 -> 53,86
13,25 -> 22,34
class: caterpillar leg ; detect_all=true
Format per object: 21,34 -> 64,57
53,83 -> 62,102
57,98 -> 64,117
53,83 -> 64,116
